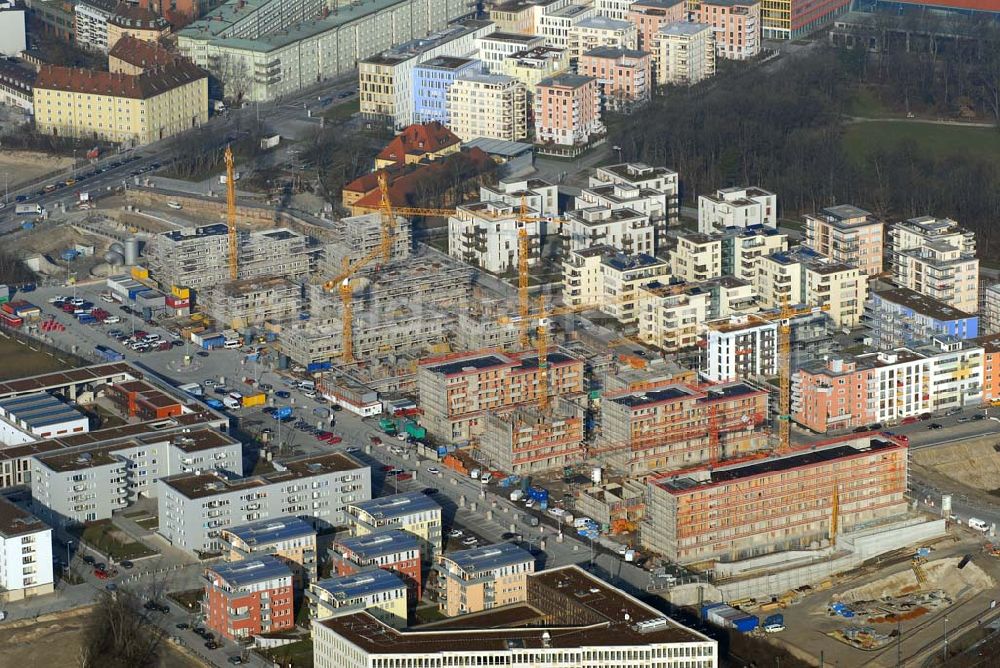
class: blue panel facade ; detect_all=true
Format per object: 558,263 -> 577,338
413,57 -> 482,125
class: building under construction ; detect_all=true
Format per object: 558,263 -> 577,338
320,213 -> 413,276
417,348 -> 585,442
454,298 -> 521,351
146,224 -> 315,290
202,276 -> 302,330
641,434 -> 909,565
596,381 -> 770,476
479,397 -> 585,474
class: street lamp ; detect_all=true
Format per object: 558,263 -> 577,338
612,145 -> 623,162
65,540 -> 73,573
943,615 -> 949,662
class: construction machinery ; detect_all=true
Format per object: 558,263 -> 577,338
224,145 -> 238,281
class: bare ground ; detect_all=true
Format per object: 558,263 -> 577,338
0,151 -> 72,189
912,437 -> 1000,491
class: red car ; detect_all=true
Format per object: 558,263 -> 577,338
61,303 -> 76,313
315,431 -> 332,441
328,436 -> 343,444
395,473 -> 413,482
381,465 -> 394,472
94,568 -> 109,579
901,416 -> 918,425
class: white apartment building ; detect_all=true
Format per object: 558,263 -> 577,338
475,31 -> 545,72
0,497 -> 53,602
755,247 -> 867,328
562,248 -> 672,322
156,453 -> 371,554
983,283 -> 1000,335
589,162 -> 679,249
74,0 -> 116,53
721,225 -> 789,282
567,16 -> 638,60
651,21 -> 715,86
449,200 -> 541,274
670,232 -> 723,283
890,216 -> 979,313
697,186 -> 777,234
481,177 -> 560,217
703,315 -> 778,381
446,72 -> 528,141
537,3 -> 596,47
637,282 -> 712,351
565,206 -> 655,255
595,0 -> 635,20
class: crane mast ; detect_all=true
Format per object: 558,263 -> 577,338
224,145 -> 238,282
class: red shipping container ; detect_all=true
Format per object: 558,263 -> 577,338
166,296 -> 190,308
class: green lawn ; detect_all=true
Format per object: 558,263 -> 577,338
322,99 -> 359,123
260,639 -> 313,668
74,520 -> 155,561
849,87 -> 896,119
843,121 -> 1000,165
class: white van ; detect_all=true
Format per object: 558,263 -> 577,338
167,201 -> 182,210
222,396 -> 241,410
223,339 -> 241,349
968,518 -> 989,532
480,472 -> 492,485
298,380 -> 316,391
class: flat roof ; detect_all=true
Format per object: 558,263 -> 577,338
223,516 -> 315,547
418,55 -> 478,70
538,73 -> 594,89
334,529 -> 420,560
424,352 -> 513,376
463,137 -> 533,157
0,392 -> 83,429
313,568 -> 405,600
348,491 -> 440,520
0,362 -> 134,399
0,497 -> 47,539
209,555 -> 292,588
318,565 -> 709,653
441,542 -> 533,575
874,286 -> 975,321
658,20 -> 712,36
609,384 -> 699,407
479,31 -> 543,44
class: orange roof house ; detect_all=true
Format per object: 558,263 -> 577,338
374,122 -> 462,169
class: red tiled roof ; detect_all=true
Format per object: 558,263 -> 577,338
375,122 -> 462,166
35,61 -> 206,99
109,35 -> 180,70
351,148 -> 493,210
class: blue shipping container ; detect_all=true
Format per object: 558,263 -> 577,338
701,603 -> 726,620
731,615 -> 759,633
307,361 -> 332,373
202,336 -> 226,350
94,345 -> 124,362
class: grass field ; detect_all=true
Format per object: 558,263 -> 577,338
0,333 -> 77,381
74,519 -> 156,561
843,121 -> 1000,165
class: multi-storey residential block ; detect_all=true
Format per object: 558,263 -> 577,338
0,58 -> 34,113
595,0 -> 636,20
330,529 -> 423,598
345,491 -> 442,558
435,542 -> 535,616
642,434 -> 908,564
587,162 -> 679,247
33,60 -> 207,146
446,72 -> 529,141
0,497 -> 53,601
889,216 -> 979,313
793,337 -> 985,432
534,73 -> 604,147
562,247 -> 671,320
567,16 -> 638,60
978,335 -> 1000,405
628,0 -> 686,52
204,556 -> 295,641
417,349 -> 585,441
488,0 -> 567,34
696,0 -> 761,59
698,186 -> 776,234
219,516 -> 318,587
476,31 -> 546,72
157,453 -> 371,554
480,399 -> 585,474
537,4 -> 597,48
481,177 -> 560,217
761,0 -> 849,40
308,568 -> 408,627
448,200 -> 541,274
803,204 -> 884,277
565,206 -> 654,255
357,21 -> 494,128
866,287 -> 978,350
312,565 -> 718,668
412,56 -> 483,125
755,246 -> 867,328
501,45 -> 570,89
577,46 -> 651,111
202,276 -> 303,331
719,225 -> 789,282
74,0 -> 116,52
983,284 -> 1000,335
636,281 -> 712,351
670,232 -> 723,283
703,315 -> 778,381
652,21 -> 715,86
599,381 -> 769,475
702,276 -> 759,319
106,4 -> 170,50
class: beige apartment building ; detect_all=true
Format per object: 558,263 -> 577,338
567,16 -> 638,60
446,72 -> 529,142
890,216 -> 979,313
106,4 -> 170,51
804,204 -> 884,277
670,232 -> 723,283
696,0 -> 761,60
562,246 -> 672,322
755,247 -> 867,328
501,46 -> 570,89
637,282 -> 712,351
651,21 -> 715,86
721,225 -> 789,282
577,46 -> 651,111
435,542 -> 535,616
33,62 -> 207,145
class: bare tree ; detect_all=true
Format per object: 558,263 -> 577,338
211,53 -> 254,106
79,587 -> 164,668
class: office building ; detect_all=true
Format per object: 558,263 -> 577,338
698,186 -> 776,234
204,556 -> 295,640
803,204 -> 884,277
0,497 -> 53,601
312,565 -> 719,668
308,568 -> 408,627
345,491 -> 442,558
577,46 -> 651,111
219,516 -> 318,586
889,216 -> 979,313
866,287 -> 978,350
642,434 -> 908,564
435,542 -> 535,616
695,0 -> 761,60
761,0 -> 849,40
446,72 -> 529,141
412,56 -> 482,125
534,73 -> 604,147
417,348 -> 585,441
330,529 -> 423,598
703,315 -> 778,381
157,453 -> 371,553
33,60 -> 207,146
651,21 -> 715,85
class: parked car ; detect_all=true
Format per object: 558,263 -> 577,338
276,390 -> 291,399
448,529 -> 463,538
928,423 -> 944,430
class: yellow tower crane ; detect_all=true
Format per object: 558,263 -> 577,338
224,145 -> 238,281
